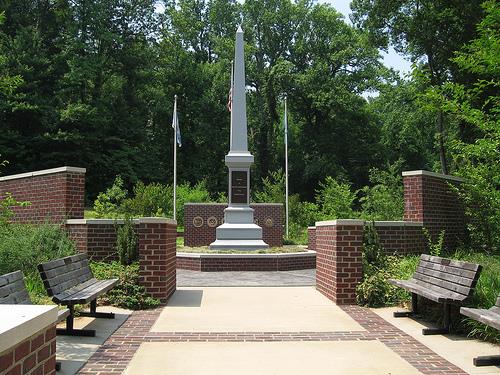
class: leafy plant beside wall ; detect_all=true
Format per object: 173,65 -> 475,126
116,217 -> 138,266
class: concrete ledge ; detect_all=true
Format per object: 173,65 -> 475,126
308,226 -> 316,229
66,217 -> 177,225
0,305 -> 57,353
177,250 -> 316,259
315,219 -> 364,227
402,170 -> 463,182
373,221 -> 424,227
184,203 -> 283,206
0,166 -> 86,181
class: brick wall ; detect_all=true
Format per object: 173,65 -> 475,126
403,170 -> 465,250
0,324 -> 56,375
0,167 -> 85,224
184,203 -> 283,247
315,220 -> 363,305
374,222 -> 426,255
176,252 -> 316,272
66,220 -> 120,261
307,226 -> 316,251
137,218 -> 176,303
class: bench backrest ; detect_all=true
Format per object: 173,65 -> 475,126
38,253 -> 93,297
414,254 -> 482,299
0,270 -> 32,304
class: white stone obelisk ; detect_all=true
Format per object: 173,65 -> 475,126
210,26 -> 268,250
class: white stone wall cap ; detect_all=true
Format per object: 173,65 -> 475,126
176,250 -> 316,259
0,305 -> 58,354
66,218 -> 177,225
0,166 -> 86,181
184,203 -> 282,206
66,219 -> 124,225
137,217 -> 177,225
372,221 -> 424,227
402,170 -> 463,182
315,219 -> 365,227
307,226 -> 316,230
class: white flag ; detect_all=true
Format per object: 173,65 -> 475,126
172,97 -> 182,147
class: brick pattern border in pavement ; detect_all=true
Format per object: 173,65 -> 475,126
77,304 -> 468,375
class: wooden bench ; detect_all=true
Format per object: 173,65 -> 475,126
460,295 -> 500,366
38,254 -> 118,337
389,254 -> 482,335
0,270 -> 70,371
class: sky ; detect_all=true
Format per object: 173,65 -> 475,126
155,0 -> 413,75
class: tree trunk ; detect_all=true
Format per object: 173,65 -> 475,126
437,110 -> 448,175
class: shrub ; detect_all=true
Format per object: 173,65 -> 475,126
116,217 -> 138,265
423,228 -> 445,256
359,161 -> 404,221
315,176 -> 357,220
93,176 -> 128,218
90,261 -> 160,310
122,181 -> 172,218
0,224 -> 75,299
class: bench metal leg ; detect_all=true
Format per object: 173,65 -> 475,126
394,293 -> 418,318
474,355 -> 500,367
56,361 -> 61,371
78,300 -> 115,319
422,303 -> 450,335
56,305 -> 96,337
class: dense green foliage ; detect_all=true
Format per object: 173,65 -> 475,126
116,217 -> 138,266
90,261 -> 160,309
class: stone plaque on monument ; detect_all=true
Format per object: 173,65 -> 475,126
231,171 -> 248,204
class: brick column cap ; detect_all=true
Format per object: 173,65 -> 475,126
0,305 -> 57,353
402,170 -> 463,182
137,217 -> 177,225
308,226 -> 316,229
0,166 -> 86,182
315,219 -> 364,227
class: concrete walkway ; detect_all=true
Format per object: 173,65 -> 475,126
75,286 -> 499,375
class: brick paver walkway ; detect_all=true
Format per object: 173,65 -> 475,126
77,292 -> 469,375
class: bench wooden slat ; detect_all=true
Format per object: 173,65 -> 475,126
417,264 -> 477,287
43,267 -> 93,297
419,260 -> 478,280
420,254 -> 481,272
389,279 -> 461,302
39,253 -> 87,271
0,271 -> 32,304
461,306 -> 500,331
413,270 -> 474,296
52,278 -> 101,303
57,279 -> 118,305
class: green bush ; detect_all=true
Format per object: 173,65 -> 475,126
90,261 -> 160,310
93,176 -> 128,218
316,176 -> 357,220
121,181 -> 172,218
0,224 -> 75,299
116,217 -> 138,265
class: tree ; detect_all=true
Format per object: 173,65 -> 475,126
351,0 -> 484,174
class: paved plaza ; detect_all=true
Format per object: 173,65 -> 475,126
63,282 -> 499,375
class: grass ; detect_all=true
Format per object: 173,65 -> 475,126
177,245 -> 307,254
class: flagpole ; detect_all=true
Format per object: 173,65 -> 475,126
173,95 -> 177,222
284,97 -> 289,239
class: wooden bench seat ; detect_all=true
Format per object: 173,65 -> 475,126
38,254 -> 118,337
389,254 -> 482,335
460,296 -> 500,366
0,270 -> 69,371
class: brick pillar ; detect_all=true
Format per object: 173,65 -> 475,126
315,220 -> 363,305
403,170 -> 465,250
307,226 -> 316,251
137,218 -> 177,303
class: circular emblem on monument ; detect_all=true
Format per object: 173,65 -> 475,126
193,216 -> 204,228
265,218 -> 274,227
207,216 -> 218,227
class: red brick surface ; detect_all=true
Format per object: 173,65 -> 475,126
307,227 -> 316,251
137,221 -> 176,303
66,223 -> 119,261
0,170 -> 85,224
176,253 -> 316,272
375,224 -> 426,255
0,325 -> 56,375
315,223 -> 363,305
184,203 -> 283,247
404,174 -> 465,250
